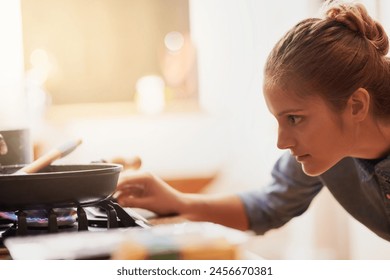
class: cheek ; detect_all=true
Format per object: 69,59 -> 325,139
297,129 -> 344,173
305,119 -> 345,149
296,123 -> 330,150
300,132 -> 349,176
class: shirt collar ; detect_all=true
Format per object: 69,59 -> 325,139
354,154 -> 390,182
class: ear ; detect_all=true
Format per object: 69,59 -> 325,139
346,88 -> 370,122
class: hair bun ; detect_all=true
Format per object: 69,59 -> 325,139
326,3 -> 389,56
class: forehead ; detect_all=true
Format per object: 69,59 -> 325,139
263,86 -> 328,116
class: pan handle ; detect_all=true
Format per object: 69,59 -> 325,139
14,138 -> 82,174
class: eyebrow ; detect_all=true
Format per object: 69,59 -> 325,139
277,109 -> 304,117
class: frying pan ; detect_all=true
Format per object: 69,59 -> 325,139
0,163 -> 122,211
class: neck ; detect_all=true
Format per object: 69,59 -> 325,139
351,117 -> 390,159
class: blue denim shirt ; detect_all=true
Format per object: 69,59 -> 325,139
238,152 -> 390,241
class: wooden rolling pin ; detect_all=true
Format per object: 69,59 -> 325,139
14,139 -> 83,174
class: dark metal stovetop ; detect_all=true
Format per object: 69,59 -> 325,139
0,199 -> 149,250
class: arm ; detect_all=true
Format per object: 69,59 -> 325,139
116,152 -> 323,234
115,170 -> 249,231
180,193 -> 249,231
239,152 -> 324,234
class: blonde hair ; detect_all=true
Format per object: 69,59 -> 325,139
264,2 -> 390,119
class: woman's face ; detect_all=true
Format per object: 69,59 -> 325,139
264,86 -> 355,176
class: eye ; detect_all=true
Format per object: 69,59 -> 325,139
287,115 -> 303,125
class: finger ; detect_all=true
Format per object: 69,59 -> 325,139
116,183 -> 145,193
116,194 -> 150,209
113,184 -> 145,200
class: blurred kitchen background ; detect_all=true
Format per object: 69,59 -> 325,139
1,0 -> 390,259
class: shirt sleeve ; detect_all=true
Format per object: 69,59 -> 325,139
237,152 -> 324,234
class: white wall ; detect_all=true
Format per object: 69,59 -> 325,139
188,0 -> 313,191
0,0 -> 27,130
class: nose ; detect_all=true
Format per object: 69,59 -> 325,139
276,127 -> 295,150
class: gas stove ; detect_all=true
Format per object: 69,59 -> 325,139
0,199 -> 152,259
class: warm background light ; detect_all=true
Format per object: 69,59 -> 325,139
0,0 -> 26,129
135,75 -> 165,115
20,0 -> 191,105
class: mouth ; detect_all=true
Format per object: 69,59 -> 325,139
295,154 -> 310,162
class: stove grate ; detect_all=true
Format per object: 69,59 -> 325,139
1,200 -> 138,239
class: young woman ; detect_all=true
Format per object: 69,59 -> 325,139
116,2 -> 390,242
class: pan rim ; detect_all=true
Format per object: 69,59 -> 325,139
0,163 -> 123,180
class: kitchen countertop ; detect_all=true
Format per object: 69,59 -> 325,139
2,219 -> 259,260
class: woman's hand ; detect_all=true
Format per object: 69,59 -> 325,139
115,169 -> 249,231
115,170 -> 186,216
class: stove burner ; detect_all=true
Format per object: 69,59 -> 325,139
0,200 -> 143,242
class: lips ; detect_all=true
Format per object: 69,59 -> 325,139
295,154 -> 310,162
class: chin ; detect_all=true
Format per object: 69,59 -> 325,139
300,163 -> 330,177
298,155 -> 343,177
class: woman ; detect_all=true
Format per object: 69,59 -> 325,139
116,2 -> 390,241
